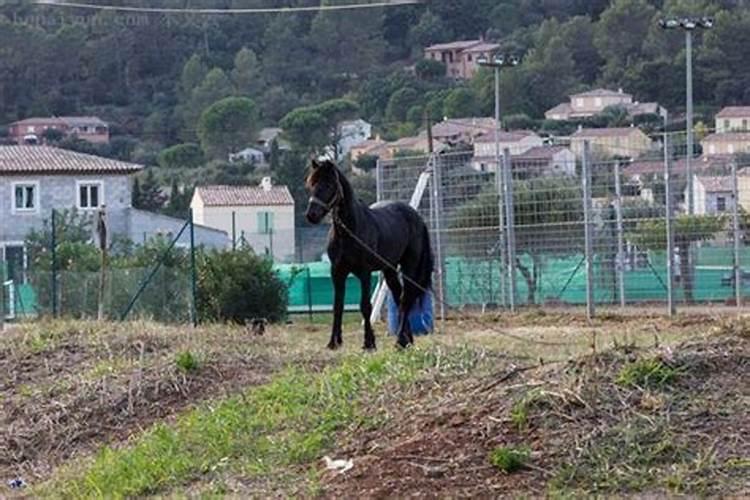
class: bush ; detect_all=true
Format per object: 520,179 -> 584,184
196,248 -> 287,323
489,446 -> 530,473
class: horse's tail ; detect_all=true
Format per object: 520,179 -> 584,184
415,221 -> 433,298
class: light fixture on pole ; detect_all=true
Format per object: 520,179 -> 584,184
658,16 -> 714,215
477,53 -> 520,309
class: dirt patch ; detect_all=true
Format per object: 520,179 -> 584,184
320,331 -> 750,497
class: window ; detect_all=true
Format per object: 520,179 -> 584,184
12,182 -> 38,213
575,98 -> 584,108
725,119 -> 730,131
744,119 -> 748,130
717,196 -> 727,212
594,97 -> 602,107
729,144 -> 735,154
26,125 -> 35,133
77,181 -> 103,209
467,53 -> 472,61
257,211 -> 274,234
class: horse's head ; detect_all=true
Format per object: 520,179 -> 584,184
305,158 -> 342,224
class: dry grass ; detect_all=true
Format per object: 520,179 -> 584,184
0,310 -> 747,498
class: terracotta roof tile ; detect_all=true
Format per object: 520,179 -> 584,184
571,88 -> 631,98
702,132 -> 750,142
716,106 -> 750,118
572,127 -> 644,138
0,145 -> 141,174
196,184 -> 294,206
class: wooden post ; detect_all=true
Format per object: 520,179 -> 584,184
97,206 -> 108,321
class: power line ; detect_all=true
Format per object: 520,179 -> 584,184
33,0 -> 422,15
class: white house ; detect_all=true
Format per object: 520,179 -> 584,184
229,147 -> 265,165
338,119 -> 372,157
191,178 -> 295,262
715,106 -> 750,133
0,145 -> 227,283
689,175 -> 735,215
472,130 -> 543,171
512,146 -> 576,178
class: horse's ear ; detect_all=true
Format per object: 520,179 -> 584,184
311,159 -> 320,170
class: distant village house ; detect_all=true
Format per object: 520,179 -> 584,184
545,89 -> 664,122
570,127 -> 653,159
423,39 -> 500,80
8,116 -> 110,145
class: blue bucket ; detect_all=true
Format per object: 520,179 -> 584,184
386,290 -> 433,336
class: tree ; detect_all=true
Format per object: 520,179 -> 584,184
280,98 -> 358,155
600,105 -> 631,127
443,88 -> 480,118
163,178 -> 193,219
594,0 -> 656,83
181,68 -> 234,140
42,128 -> 64,144
629,214 -> 725,303
133,170 -> 167,211
408,9 -> 451,49
350,173 -> 377,206
158,143 -> 205,169
309,0 -> 385,77
452,178 -> 584,304
415,59 -> 446,81
197,97 -> 259,159
231,47 -> 262,97
269,139 -> 281,171
385,87 -> 419,123
354,154 -> 378,173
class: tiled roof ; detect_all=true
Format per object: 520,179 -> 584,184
258,127 -> 282,142
11,116 -> 107,127
716,106 -> 750,118
697,175 -> 733,192
624,155 -> 730,177
474,130 -> 539,143
702,132 -> 750,142
431,118 -> 498,138
545,103 -> 572,116
425,40 -> 484,51
571,88 -> 631,98
0,145 -> 142,174
516,146 -> 570,160
572,127 -> 643,138
196,184 -> 294,206
463,42 -> 500,53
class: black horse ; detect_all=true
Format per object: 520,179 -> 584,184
305,159 -> 433,350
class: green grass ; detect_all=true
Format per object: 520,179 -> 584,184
616,358 -> 682,389
175,351 -> 201,372
489,446 -> 530,473
40,345 -> 483,498
510,389 -> 551,431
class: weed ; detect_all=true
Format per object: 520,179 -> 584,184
510,389 -> 550,431
489,446 -> 530,473
616,358 -> 680,388
175,351 -> 200,372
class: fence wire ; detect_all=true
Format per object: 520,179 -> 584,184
377,135 -> 749,315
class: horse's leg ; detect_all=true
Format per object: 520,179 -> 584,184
396,259 -> 422,348
356,270 -> 376,351
329,267 -> 348,350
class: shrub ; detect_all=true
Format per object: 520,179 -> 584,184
489,446 -> 530,473
196,248 -> 287,323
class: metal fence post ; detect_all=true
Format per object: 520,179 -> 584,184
375,158 -> 383,203
732,158 -> 742,308
51,208 -> 58,318
664,133 -> 676,317
496,151 -> 507,309
582,141 -> 595,320
432,154 -> 446,330
614,160 -> 626,308
190,209 -> 198,327
503,148 -> 517,311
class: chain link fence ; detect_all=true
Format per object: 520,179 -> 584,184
377,132 -> 749,319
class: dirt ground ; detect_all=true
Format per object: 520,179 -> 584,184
1,310 -> 748,497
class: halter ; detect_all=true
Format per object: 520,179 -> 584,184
308,169 -> 345,213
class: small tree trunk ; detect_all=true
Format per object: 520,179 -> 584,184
678,238 -> 694,304
516,258 -> 536,305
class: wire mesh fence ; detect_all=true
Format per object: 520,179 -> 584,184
377,133 -> 749,318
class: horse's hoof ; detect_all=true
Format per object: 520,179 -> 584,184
327,342 -> 339,350
363,343 -> 377,351
395,338 -> 412,349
